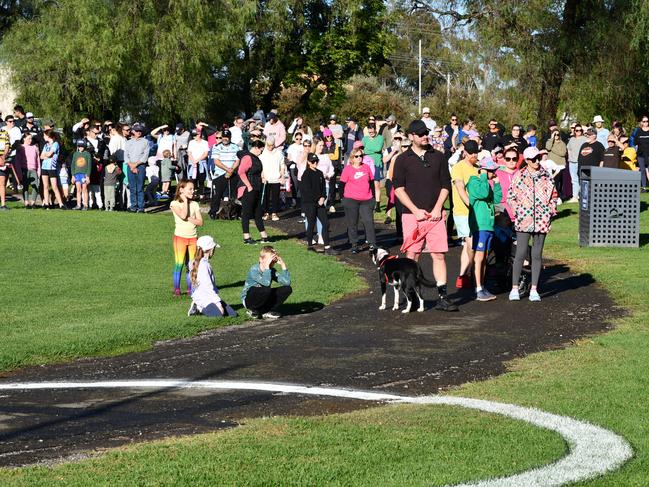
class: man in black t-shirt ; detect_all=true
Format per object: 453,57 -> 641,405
577,128 -> 605,170
392,120 -> 458,312
482,118 -> 503,152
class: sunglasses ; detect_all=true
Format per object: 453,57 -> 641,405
353,154 -> 364,158
575,129 -> 583,132
642,120 -> 649,123
215,136 -> 222,139
414,132 -> 428,137
451,118 -> 458,122
6,120 -> 14,123
504,156 -> 517,162
527,156 -> 541,162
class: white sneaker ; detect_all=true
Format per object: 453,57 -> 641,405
529,290 -> 541,302
187,302 -> 198,316
318,235 -> 325,245
328,206 -> 336,214
556,197 -> 563,205
509,289 -> 520,301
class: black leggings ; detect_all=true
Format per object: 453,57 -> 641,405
245,285 -> 293,313
241,189 -> 265,234
264,183 -> 281,213
303,203 -> 330,246
512,232 -> 546,288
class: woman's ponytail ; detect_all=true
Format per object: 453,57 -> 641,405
190,247 -> 205,289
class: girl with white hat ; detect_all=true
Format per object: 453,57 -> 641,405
187,235 -> 237,317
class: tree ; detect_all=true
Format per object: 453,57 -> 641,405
411,0 -> 616,125
1,0 -> 254,127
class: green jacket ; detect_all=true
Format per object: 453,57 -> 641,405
467,173 -> 502,232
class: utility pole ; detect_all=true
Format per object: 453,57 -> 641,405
418,39 -> 422,115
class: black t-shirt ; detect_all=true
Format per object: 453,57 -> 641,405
482,131 -> 503,151
634,128 -> 649,156
502,134 -> 528,151
602,147 -> 621,168
577,141 -> 605,167
392,148 -> 451,213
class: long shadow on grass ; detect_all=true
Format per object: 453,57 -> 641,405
0,365 -> 250,442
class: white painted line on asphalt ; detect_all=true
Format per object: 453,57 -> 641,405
0,380 -> 632,486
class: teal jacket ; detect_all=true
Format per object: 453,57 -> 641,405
467,173 -> 502,232
241,263 -> 291,302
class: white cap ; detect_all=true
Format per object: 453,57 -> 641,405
26,112 -> 34,118
592,115 -> 604,123
197,235 -> 220,251
422,107 -> 430,114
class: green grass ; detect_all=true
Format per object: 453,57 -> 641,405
0,404 -> 565,486
0,203 -> 363,371
2,197 -> 648,485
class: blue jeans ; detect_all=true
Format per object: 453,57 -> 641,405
128,164 -> 146,210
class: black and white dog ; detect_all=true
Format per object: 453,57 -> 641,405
370,247 -> 436,313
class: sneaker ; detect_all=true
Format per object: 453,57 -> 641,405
260,236 -> 271,244
262,311 -> 281,320
435,295 -> 459,312
318,235 -> 325,245
271,213 -> 280,221
173,289 -> 182,297
556,197 -> 563,206
312,236 -> 319,245
509,289 -> 520,301
0,205 -> 8,211
187,302 -> 198,316
374,202 -> 381,212
328,206 -> 336,214
262,213 -> 269,220
476,289 -> 497,302
246,309 -> 262,319
209,212 -> 217,220
384,216 -> 392,225
351,245 -> 360,254
529,290 -> 541,302
324,247 -> 340,256
298,218 -> 306,223
243,238 -> 258,245
74,206 -> 82,211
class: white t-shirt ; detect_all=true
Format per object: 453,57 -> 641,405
157,134 -> 175,156
187,139 -> 209,164
260,149 -> 285,184
286,143 -> 304,164
422,117 -> 437,131
229,126 -> 244,148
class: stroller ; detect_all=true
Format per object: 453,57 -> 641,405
485,212 -> 531,296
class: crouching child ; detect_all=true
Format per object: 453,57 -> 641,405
241,246 -> 292,320
187,235 -> 237,317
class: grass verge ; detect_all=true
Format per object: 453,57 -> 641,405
0,404 -> 565,486
0,205 -> 363,371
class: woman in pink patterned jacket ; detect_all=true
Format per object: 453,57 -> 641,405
507,146 -> 558,302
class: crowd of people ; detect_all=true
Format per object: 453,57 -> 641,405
1,103 -> 644,316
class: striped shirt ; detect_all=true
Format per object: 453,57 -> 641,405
211,142 -> 239,178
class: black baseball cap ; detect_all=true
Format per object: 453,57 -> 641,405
407,119 -> 429,136
307,153 -> 319,164
222,129 -> 232,138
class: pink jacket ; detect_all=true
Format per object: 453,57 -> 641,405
507,167 -> 558,234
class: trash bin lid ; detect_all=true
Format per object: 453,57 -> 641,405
579,167 -> 642,182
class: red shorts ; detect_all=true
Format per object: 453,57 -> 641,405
400,213 -> 449,254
